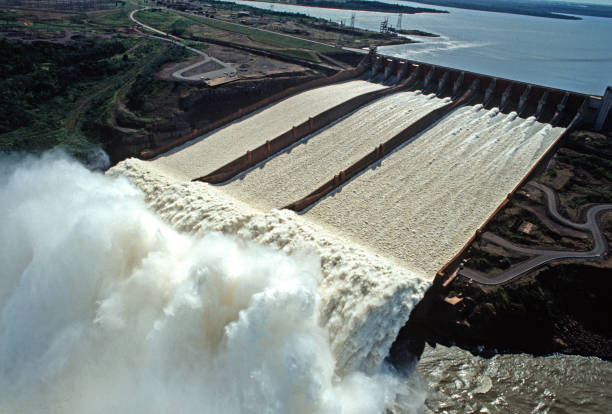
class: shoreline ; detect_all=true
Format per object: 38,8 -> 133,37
241,0 -> 448,15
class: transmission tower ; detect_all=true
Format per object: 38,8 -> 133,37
379,17 -> 388,33
397,13 -> 402,30
350,12 -> 355,28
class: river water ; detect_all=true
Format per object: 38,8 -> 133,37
223,0 -> 612,95
419,345 -> 612,413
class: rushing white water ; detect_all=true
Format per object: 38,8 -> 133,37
111,158 -> 430,376
223,91 -> 449,210
306,105 -> 565,276
150,80 -> 387,181
0,153 -> 429,413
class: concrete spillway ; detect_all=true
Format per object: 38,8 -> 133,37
150,80 -> 387,180
222,91 -> 450,210
305,105 -> 564,276
145,54 -> 595,279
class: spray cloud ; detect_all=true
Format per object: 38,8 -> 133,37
0,153 -> 416,414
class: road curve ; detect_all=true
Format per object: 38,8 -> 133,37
460,183 -> 612,285
129,9 -> 206,56
129,8 -> 235,81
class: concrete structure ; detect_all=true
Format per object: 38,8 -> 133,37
366,53 -> 596,127
196,53 -> 599,191
595,87 -> 612,131
148,51 -> 609,278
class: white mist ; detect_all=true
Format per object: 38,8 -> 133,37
0,153 -> 421,413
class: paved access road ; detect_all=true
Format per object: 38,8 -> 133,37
129,8 -> 235,82
460,182 -> 612,285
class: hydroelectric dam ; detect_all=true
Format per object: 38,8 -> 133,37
111,51 -> 612,376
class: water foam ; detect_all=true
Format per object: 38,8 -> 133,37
0,153 -> 429,413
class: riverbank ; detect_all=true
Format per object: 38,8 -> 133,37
244,0 -> 446,15
392,262 -> 612,365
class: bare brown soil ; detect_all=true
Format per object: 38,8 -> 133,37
182,59 -> 223,76
157,42 -> 312,82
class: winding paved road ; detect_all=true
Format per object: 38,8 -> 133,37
460,182 -> 612,285
129,8 -> 235,82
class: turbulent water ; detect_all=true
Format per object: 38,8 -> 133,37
0,153 -> 429,413
223,91 -> 449,210
150,80 -> 387,181
418,345 -> 612,413
307,104 -> 564,276
2,76 -> 609,411
3,152 -> 611,412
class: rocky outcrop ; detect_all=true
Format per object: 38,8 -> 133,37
390,263 -> 612,367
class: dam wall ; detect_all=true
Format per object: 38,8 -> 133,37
595,87 -> 612,131
362,57 -> 611,280
221,91 -> 451,210
198,54 -> 596,214
150,79 -> 388,180
209,55 -> 593,177
149,51 -> 606,277
368,53 -> 597,126
147,51 -> 601,168
364,53 -> 612,278
303,104 -> 567,276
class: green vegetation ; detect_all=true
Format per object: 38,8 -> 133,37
125,44 -> 192,110
191,0 -> 322,22
0,34 -> 192,158
135,8 -> 187,32
557,151 -> 612,182
0,38 -> 128,147
184,39 -> 209,50
0,7 -> 134,37
88,8 -> 134,28
563,183 -> 612,209
467,242 -> 528,273
485,200 -> 592,250
186,14 -> 336,53
135,8 -> 337,64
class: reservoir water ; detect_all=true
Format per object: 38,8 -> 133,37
224,0 -> 612,95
